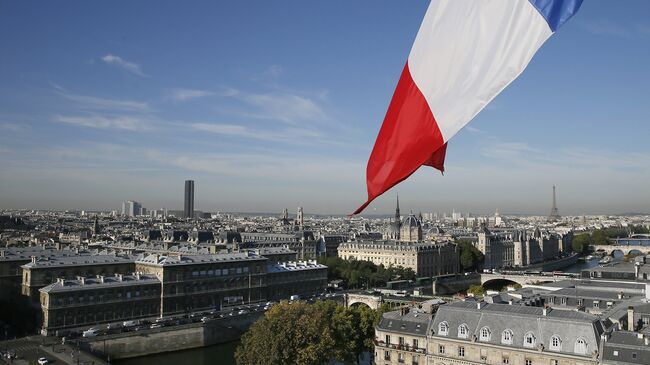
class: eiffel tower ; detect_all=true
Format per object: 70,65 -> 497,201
549,185 -> 560,222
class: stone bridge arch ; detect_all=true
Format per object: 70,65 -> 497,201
344,293 -> 382,310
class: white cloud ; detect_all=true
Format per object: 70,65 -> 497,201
169,88 -> 213,102
54,115 -> 151,131
61,92 -> 150,112
190,122 -> 320,143
222,88 -> 327,125
101,54 -> 148,77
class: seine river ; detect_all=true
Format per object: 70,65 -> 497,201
114,254 -> 621,365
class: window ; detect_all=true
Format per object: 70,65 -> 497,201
479,326 -> 491,341
398,352 -> 405,363
385,335 -> 391,344
593,301 -> 600,308
551,360 -> 558,365
502,357 -> 509,364
574,338 -> 588,355
412,339 -> 418,349
399,337 -> 405,346
384,350 -> 390,360
561,297 -> 567,305
613,350 -> 618,356
502,329 -> 514,345
438,321 -> 449,336
438,345 -> 445,354
524,332 -> 536,348
412,354 -> 419,365
458,346 -> 465,357
577,299 -> 583,306
549,335 -> 562,351
458,324 -> 469,339
525,359 -> 532,365
632,353 -> 637,359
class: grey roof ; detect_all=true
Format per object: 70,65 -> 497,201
431,301 -> 604,358
267,261 -> 326,273
22,254 -> 134,269
135,252 -> 266,266
40,274 -> 160,293
377,310 -> 432,337
602,331 -> 650,365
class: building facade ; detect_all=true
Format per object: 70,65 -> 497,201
477,227 -> 565,269
375,301 -> 604,365
338,240 -> 459,277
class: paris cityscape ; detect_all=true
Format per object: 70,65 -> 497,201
2,1 -> 650,365
1,180 -> 650,365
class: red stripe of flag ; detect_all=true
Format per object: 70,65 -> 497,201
353,62 -> 446,215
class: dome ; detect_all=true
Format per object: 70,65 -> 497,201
403,214 -> 421,228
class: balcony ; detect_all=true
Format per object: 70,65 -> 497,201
373,339 -> 426,354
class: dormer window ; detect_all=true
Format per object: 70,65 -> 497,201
501,329 -> 513,345
574,338 -> 588,355
550,335 -> 562,351
479,327 -> 491,341
438,321 -> 449,336
458,324 -> 469,339
523,332 -> 536,348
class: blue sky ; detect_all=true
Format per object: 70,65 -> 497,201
1,0 -> 649,215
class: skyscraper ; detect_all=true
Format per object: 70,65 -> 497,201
121,200 -> 142,217
184,180 -> 194,219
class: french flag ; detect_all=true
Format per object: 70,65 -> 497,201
354,0 -> 583,214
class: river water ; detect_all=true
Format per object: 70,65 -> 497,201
114,254 -> 622,365
114,340 -> 239,365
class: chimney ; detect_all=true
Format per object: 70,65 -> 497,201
477,302 -> 486,310
508,299 -> 513,305
635,263 -> 640,278
543,306 -> 551,316
116,273 -> 123,282
645,337 -> 649,346
79,277 -> 85,285
57,278 -> 65,285
628,306 -> 635,331
99,275 -> 105,283
618,292 -> 623,300
0,250 -> 5,257
31,256 -> 37,264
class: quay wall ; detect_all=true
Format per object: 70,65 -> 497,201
83,312 -> 263,360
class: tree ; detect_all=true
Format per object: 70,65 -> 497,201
468,284 -> 485,296
456,240 -> 484,271
571,233 -> 593,254
236,300 -> 383,365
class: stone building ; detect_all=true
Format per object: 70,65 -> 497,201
477,227 -> 565,269
39,273 -> 160,335
21,254 -> 135,300
337,240 -> 459,277
134,252 -> 268,315
265,260 -> 327,301
375,301 -> 604,365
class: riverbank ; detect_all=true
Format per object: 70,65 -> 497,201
83,311 -> 262,361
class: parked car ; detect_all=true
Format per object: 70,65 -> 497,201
289,295 -> 300,301
37,357 -> 49,365
82,329 -> 98,338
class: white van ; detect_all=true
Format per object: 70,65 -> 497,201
122,320 -> 140,328
289,295 -> 300,301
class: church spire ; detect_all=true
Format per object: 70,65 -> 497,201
395,194 -> 401,223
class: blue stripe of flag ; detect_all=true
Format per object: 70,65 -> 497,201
528,0 -> 584,32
